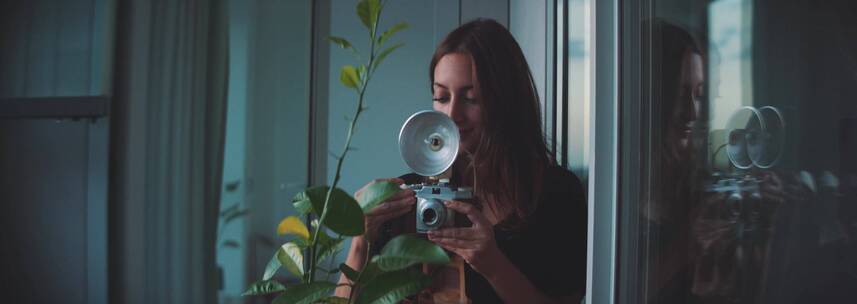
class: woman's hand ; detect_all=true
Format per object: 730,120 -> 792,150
427,200 -> 501,276
354,178 -> 416,244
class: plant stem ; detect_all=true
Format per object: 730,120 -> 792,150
348,241 -> 372,304
308,3 -> 383,283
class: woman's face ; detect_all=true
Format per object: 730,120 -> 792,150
670,49 -> 704,152
432,53 -> 483,153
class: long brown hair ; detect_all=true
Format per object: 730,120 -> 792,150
429,19 -> 554,230
653,19 -> 707,215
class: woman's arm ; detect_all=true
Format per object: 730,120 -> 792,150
479,246 -> 579,303
429,200 -> 579,304
334,178 -> 416,298
334,236 -> 368,297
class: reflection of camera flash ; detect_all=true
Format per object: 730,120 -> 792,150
427,133 -> 445,151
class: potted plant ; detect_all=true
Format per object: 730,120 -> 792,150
243,1 -> 450,303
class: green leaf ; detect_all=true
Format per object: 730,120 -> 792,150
358,181 -> 402,212
377,22 -> 409,46
356,0 -> 382,31
243,279 -> 286,296
339,263 -> 360,282
293,186 -> 365,236
327,36 -> 353,50
356,268 -> 433,304
356,261 -> 384,285
317,297 -> 350,304
315,232 -> 344,263
357,64 -> 368,83
373,234 -> 450,271
292,191 -> 314,215
277,242 -> 305,277
263,252 -> 281,280
272,281 -> 337,304
371,43 -> 404,71
340,65 -> 360,89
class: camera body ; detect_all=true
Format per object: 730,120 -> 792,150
398,110 -> 473,233
404,179 -> 473,233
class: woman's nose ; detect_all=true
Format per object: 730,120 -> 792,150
447,97 -> 466,124
681,97 -> 698,123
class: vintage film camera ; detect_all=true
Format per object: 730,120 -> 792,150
709,106 -> 785,194
707,106 -> 786,233
398,110 -> 473,233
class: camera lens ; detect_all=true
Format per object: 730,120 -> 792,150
422,208 -> 438,225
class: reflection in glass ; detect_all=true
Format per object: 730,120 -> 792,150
626,0 -> 857,303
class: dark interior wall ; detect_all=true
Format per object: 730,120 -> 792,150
0,120 -> 89,303
0,0 -> 111,303
753,0 -> 857,172
0,0 -> 105,98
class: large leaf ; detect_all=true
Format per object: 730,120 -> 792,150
317,297 -> 349,304
377,22 -> 409,46
371,43 -> 404,71
358,181 -> 402,212
356,268 -> 433,304
263,252 -> 281,280
356,0 -> 382,31
277,242 -> 305,277
340,65 -> 360,89
373,234 -> 450,271
272,281 -> 337,304
243,279 -> 286,296
277,216 -> 310,240
292,186 -> 365,236
340,261 -> 384,287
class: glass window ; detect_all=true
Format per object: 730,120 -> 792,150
619,0 -> 857,303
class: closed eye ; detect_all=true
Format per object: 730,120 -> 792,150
432,96 -> 450,103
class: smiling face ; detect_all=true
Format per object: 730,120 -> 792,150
669,49 -> 705,152
432,52 -> 483,153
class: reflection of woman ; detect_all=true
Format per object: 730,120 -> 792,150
643,19 -> 707,303
646,20 -> 787,304
336,19 -> 587,303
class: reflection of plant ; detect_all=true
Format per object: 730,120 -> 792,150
242,1 -> 450,303
218,203 -> 249,248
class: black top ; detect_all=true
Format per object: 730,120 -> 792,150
379,165 -> 588,303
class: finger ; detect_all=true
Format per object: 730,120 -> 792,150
367,196 -> 415,216
443,200 -> 489,226
434,243 -> 466,259
385,187 -> 415,201
375,203 -> 413,220
369,207 -> 413,227
427,228 -> 479,241
375,177 -> 405,185
429,235 -> 476,250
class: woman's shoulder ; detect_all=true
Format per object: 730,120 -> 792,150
532,165 -> 587,222
541,165 -> 585,198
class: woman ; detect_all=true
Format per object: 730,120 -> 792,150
641,19 -> 708,303
337,19 -> 587,303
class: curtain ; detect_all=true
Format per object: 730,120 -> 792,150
109,0 -> 228,303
